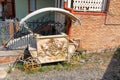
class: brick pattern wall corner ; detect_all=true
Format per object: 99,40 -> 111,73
70,12 -> 120,52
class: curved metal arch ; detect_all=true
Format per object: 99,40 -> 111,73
19,7 -> 81,26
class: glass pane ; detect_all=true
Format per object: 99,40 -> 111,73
30,0 -> 35,11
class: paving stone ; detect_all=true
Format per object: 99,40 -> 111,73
0,68 -> 7,79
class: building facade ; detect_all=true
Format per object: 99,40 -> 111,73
0,0 -> 63,20
64,0 -> 120,52
1,0 -> 120,52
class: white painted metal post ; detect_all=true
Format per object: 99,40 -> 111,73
68,0 -> 72,8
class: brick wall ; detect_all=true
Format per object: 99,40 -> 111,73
106,0 -> 120,24
69,0 -> 120,52
71,0 -> 120,51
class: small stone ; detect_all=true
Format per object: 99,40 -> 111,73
92,50 -> 97,53
86,51 -> 90,54
101,49 -> 105,53
80,59 -> 85,63
0,70 -> 7,79
98,59 -> 104,64
97,49 -> 103,53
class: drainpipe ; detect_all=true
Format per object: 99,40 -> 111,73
64,0 -> 72,37
64,0 -> 73,13
68,22 -> 72,37
64,0 -> 67,9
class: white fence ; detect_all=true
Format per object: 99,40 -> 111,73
73,0 -> 106,12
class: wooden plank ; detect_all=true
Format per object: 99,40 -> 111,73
0,50 -> 23,57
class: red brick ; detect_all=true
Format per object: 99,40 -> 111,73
70,0 -> 120,51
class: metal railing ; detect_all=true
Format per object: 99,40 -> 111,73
72,0 -> 106,12
0,21 -> 10,46
5,22 -> 65,50
1,12 -> 66,50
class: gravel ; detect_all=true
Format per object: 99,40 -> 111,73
2,52 -> 120,80
5,67 -> 105,80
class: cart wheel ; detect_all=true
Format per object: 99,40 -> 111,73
23,57 -> 41,71
70,52 -> 81,63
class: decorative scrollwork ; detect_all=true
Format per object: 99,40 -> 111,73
39,38 -> 67,57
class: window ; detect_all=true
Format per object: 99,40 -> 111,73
56,0 -> 64,8
71,0 -> 108,12
28,0 -> 36,13
4,0 -> 15,18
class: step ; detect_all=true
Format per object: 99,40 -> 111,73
0,50 -> 24,66
0,50 -> 23,57
0,64 -> 11,79
0,69 -> 7,79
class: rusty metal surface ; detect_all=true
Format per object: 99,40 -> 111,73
24,57 -> 40,71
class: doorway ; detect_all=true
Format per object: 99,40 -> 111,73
4,0 -> 15,18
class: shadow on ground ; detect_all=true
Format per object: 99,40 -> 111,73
102,48 -> 120,80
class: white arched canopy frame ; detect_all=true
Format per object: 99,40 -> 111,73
19,7 -> 81,26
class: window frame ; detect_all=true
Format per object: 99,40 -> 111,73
28,0 -> 36,13
72,0 -> 107,12
64,0 -> 108,16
